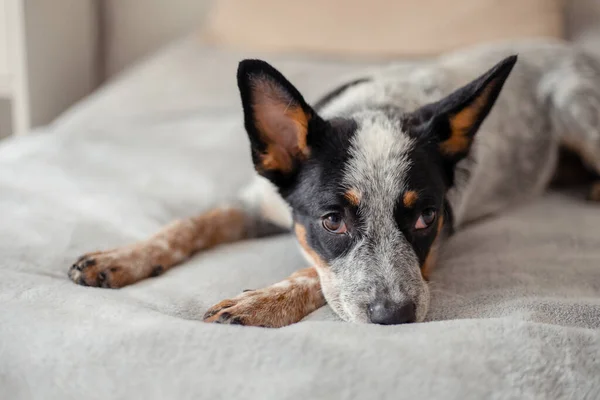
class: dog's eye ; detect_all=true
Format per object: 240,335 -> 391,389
322,213 -> 347,234
415,208 -> 436,230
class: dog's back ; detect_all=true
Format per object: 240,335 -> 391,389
311,39 -> 600,226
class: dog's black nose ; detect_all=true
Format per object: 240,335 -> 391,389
368,300 -> 416,325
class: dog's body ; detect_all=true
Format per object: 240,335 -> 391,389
69,40 -> 600,327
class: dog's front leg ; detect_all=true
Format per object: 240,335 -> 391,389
203,267 -> 325,327
69,206 -> 285,288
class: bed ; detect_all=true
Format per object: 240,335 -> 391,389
1,37 -> 599,399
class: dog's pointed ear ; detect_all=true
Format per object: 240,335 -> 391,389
411,55 -> 517,162
237,59 -> 319,182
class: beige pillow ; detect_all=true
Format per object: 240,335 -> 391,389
203,0 -> 565,56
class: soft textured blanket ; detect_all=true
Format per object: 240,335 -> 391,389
1,38 -> 599,399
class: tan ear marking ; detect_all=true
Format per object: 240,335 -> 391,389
260,144 -> 294,173
403,191 -> 419,208
440,84 -> 495,155
251,77 -> 311,173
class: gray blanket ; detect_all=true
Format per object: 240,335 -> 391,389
1,39 -> 599,400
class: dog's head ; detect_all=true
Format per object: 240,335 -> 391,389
237,56 -> 516,324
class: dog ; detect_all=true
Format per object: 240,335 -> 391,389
68,40 -> 600,327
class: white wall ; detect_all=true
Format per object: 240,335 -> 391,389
3,0 -> 598,135
102,0 -> 213,78
566,0 -> 600,58
101,1 -> 600,79
24,0 -> 99,127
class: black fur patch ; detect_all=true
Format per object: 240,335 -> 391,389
393,145 -> 447,265
288,117 -> 360,263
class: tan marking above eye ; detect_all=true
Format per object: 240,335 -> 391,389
344,188 -> 361,206
403,191 -> 419,207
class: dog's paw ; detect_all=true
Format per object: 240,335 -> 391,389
203,288 -> 289,328
68,248 -> 162,288
68,251 -> 132,288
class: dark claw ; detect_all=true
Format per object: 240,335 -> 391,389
83,259 -> 96,267
229,316 -> 244,325
217,312 -> 232,323
150,265 -> 164,277
203,309 -> 218,320
97,271 -> 106,282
